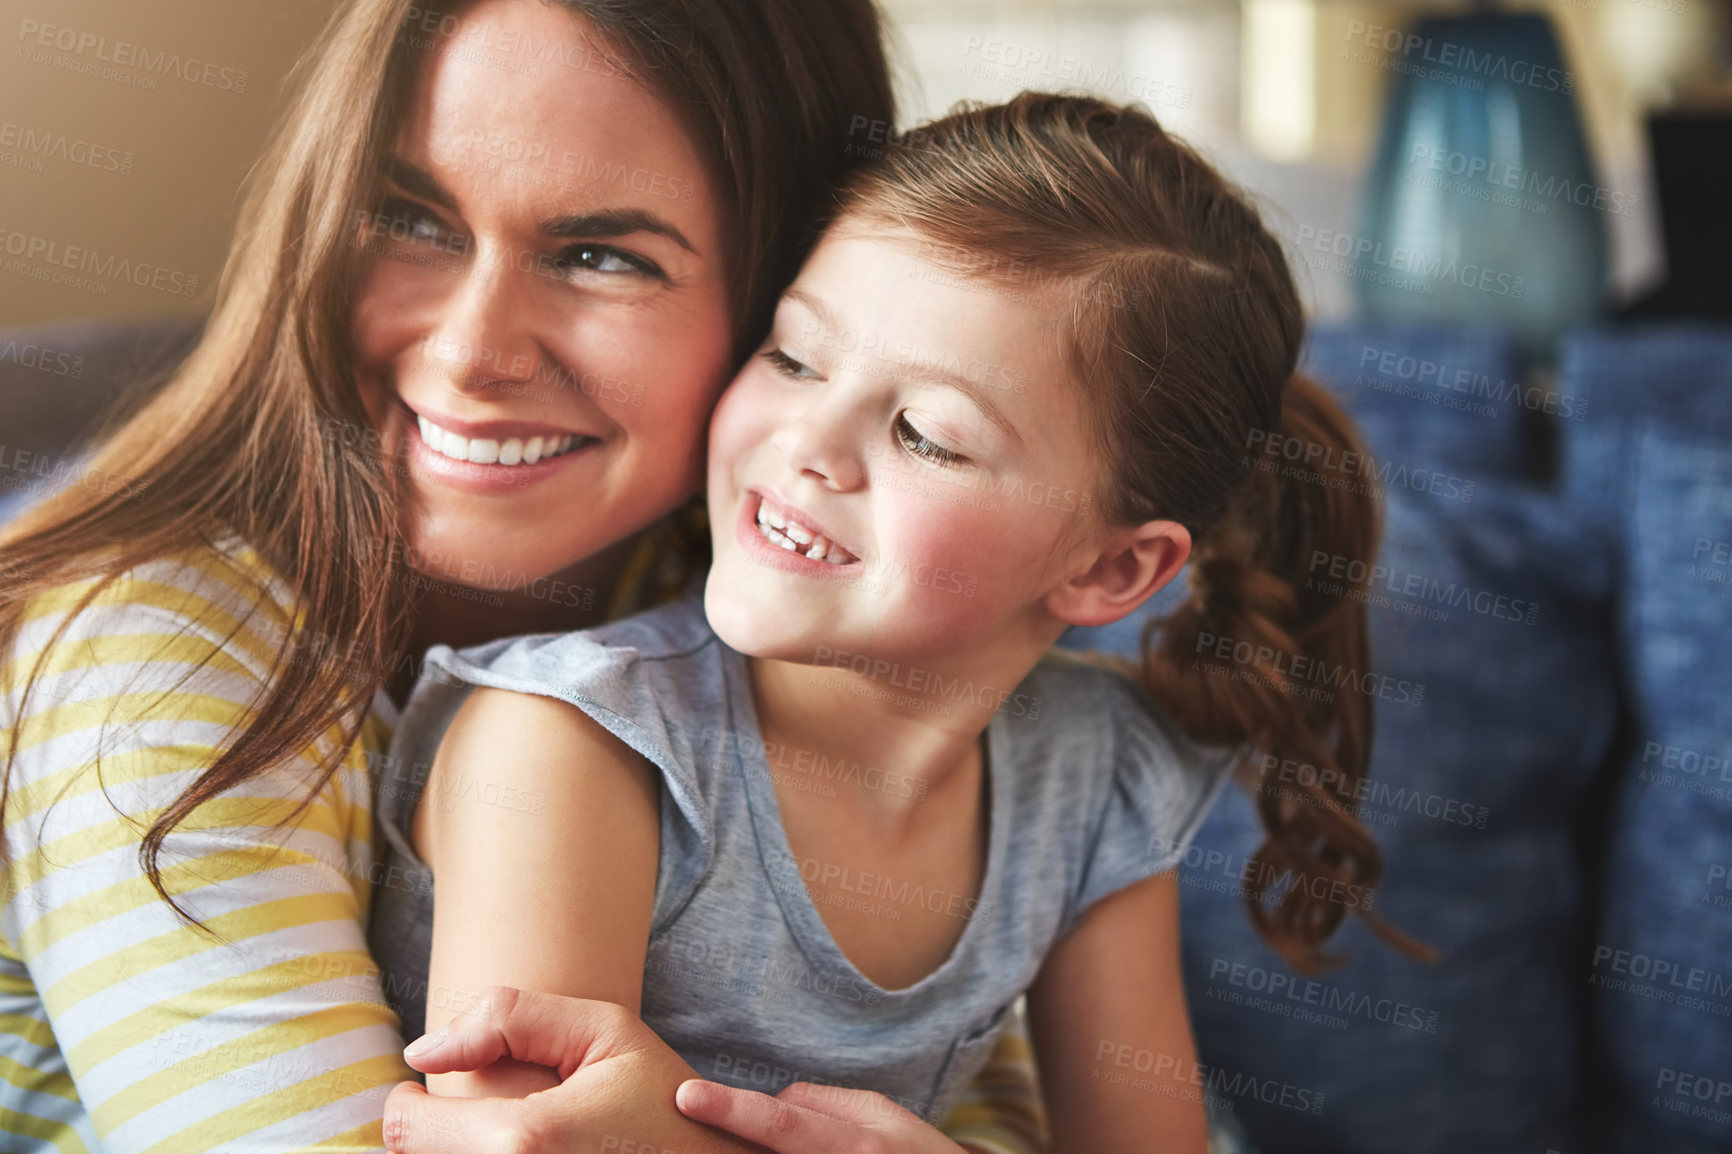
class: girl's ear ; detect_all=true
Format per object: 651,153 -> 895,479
1044,520 -> 1191,628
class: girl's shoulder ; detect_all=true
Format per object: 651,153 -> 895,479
1015,648 -> 1190,748
389,597 -> 733,910
1000,648 -> 1240,928
401,596 -> 730,797
425,595 -> 718,695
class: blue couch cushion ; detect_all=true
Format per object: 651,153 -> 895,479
1300,322 -> 1529,479
0,318 -> 200,524
1558,327 -> 1732,1154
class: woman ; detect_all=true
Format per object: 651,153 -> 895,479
0,1 -> 1038,1151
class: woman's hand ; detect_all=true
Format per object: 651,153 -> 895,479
381,986 -> 766,1154
676,1079 -> 973,1154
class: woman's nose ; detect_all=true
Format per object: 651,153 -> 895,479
423,248 -> 541,393
769,396 -> 867,491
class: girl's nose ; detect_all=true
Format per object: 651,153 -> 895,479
769,396 -> 867,491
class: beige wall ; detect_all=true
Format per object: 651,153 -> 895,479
1,0 -> 1721,328
0,0 -> 339,326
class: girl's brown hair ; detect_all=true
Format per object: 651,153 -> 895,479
841,93 -> 1431,972
0,0 -> 893,918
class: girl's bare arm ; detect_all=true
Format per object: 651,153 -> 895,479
1025,872 -> 1210,1154
415,686 -> 661,1098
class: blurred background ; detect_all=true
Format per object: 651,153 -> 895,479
3,3 -> 1730,1153
1,0 -> 1726,328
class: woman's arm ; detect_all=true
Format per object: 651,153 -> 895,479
412,685 -> 660,1098
2,560 -> 413,1153
1024,872 -> 1209,1154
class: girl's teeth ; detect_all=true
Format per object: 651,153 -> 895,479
498,438 -> 523,466
753,502 -> 853,565
467,438 -> 499,464
443,432 -> 469,460
523,436 -> 544,464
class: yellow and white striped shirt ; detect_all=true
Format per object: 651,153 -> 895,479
0,540 -> 411,1153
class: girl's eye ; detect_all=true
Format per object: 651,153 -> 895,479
551,244 -> 663,281
761,348 -> 821,381
895,413 -> 966,467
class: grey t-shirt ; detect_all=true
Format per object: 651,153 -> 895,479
369,597 -> 1234,1124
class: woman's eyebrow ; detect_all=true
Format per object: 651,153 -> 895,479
386,160 -> 458,212
541,209 -> 697,256
385,159 -> 697,255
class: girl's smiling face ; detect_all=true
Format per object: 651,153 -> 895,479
352,0 -> 734,592
705,222 -> 1113,667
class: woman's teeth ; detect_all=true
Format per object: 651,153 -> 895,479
755,501 -> 855,564
417,415 -> 580,466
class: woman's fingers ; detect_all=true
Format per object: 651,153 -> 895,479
382,1080 -> 542,1154
401,985 -> 635,1078
777,1080 -> 916,1123
677,1079 -> 936,1153
677,1079 -> 967,1153
677,1080 -> 849,1152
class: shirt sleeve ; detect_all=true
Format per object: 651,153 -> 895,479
419,614 -> 721,934
1,557 -> 413,1153
1059,683 -> 1237,940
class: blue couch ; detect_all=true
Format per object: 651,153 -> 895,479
4,316 -> 1728,1152
1065,321 -> 1732,1154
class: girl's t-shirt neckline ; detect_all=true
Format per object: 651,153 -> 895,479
723,638 -> 1010,999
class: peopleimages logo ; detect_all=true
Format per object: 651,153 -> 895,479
0,121 -> 134,175
0,228 -> 199,298
16,20 -> 249,93
1406,144 -> 1640,218
1355,345 -> 1589,422
1343,20 -> 1574,94
1295,225 -> 1526,299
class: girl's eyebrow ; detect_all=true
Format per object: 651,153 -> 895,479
387,158 -> 697,255
784,287 -> 1022,447
903,363 -> 1023,448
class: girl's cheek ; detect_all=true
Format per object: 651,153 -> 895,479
705,386 -> 753,479
710,378 -> 773,454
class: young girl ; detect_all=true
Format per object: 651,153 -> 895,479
371,92 -> 1419,1151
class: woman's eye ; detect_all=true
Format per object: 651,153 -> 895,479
377,198 -> 456,247
551,244 -> 662,281
895,413 -> 966,467
761,348 -> 821,381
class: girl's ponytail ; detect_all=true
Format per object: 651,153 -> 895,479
837,93 -> 1429,971
1144,374 -> 1433,971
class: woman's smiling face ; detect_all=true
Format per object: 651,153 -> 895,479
352,0 -> 734,592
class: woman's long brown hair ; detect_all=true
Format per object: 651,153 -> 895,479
841,93 -> 1433,972
0,0 -> 894,923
